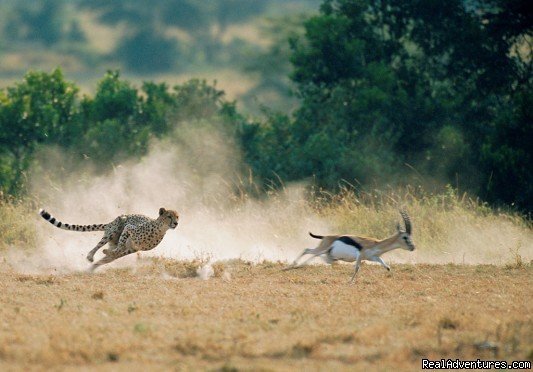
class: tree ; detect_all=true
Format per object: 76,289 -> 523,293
0,69 -> 250,196
0,68 -> 79,193
249,0 -> 532,210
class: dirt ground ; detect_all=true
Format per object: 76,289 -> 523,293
0,260 -> 531,371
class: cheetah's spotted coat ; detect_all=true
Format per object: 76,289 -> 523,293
39,208 -> 179,270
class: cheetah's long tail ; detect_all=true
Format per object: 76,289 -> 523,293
39,209 -> 107,232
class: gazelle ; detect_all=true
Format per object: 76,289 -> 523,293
289,210 -> 415,282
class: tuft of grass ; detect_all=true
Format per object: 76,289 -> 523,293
55,298 -> 67,311
16,275 -> 58,285
290,342 -> 315,358
211,261 -> 226,277
439,317 -> 459,330
127,302 -> 138,314
133,323 -> 149,334
217,364 -> 239,372
506,242 -> 529,269
0,198 -> 37,252
174,340 -> 202,356
91,291 -> 104,300
154,257 -> 212,278
107,352 -> 119,362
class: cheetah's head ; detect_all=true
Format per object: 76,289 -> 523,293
159,207 -> 179,229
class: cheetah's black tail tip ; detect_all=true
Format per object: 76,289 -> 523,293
39,208 -> 62,228
39,208 -> 51,220
39,209 -> 107,232
39,208 -> 67,229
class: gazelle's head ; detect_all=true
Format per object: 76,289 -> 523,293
396,210 -> 415,251
159,207 -> 179,229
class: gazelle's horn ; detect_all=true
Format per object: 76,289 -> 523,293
400,210 -> 412,235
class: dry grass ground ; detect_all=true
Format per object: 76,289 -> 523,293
1,188 -> 531,370
0,259 -> 531,371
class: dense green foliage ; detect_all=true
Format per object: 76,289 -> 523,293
0,0 -> 531,212
245,0 -> 532,211
0,69 -> 246,194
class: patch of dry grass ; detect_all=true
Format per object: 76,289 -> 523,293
311,186 -> 532,264
0,199 -> 36,252
2,186 -> 532,266
0,260 -> 531,370
1,188 -> 531,369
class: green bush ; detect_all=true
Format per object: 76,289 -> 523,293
0,69 -> 249,195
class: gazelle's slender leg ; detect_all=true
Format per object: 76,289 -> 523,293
291,248 -> 313,266
288,245 -> 332,269
298,252 -> 323,267
372,256 -> 390,271
287,248 -> 318,269
350,255 -> 363,283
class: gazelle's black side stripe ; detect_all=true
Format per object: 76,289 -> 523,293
337,236 -> 363,250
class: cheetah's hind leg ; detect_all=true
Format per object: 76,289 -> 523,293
103,225 -> 134,256
90,251 -> 124,272
86,235 -> 110,263
101,241 -> 117,256
91,227 -> 136,272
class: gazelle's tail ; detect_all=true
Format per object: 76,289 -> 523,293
39,209 -> 106,232
309,232 -> 324,239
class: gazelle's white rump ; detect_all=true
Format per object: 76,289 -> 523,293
329,240 -> 360,262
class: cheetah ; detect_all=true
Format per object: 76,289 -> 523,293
39,207 -> 179,271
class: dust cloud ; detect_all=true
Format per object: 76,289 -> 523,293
5,124 -> 532,273
386,216 -> 533,266
10,124 -> 328,273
